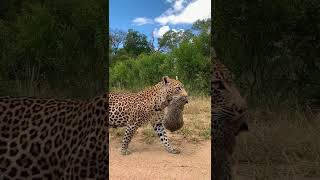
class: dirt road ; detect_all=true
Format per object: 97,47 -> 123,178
109,135 -> 211,180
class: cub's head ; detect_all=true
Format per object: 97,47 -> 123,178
168,95 -> 188,109
155,76 -> 188,111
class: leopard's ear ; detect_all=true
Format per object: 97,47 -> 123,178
162,76 -> 170,84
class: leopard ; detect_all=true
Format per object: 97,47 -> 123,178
0,94 -> 108,179
109,76 -> 188,155
211,48 -> 249,180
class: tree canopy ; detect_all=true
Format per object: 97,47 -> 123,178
213,0 -> 320,108
0,0 -> 107,98
109,19 -> 211,95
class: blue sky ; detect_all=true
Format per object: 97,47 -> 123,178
110,0 -> 211,46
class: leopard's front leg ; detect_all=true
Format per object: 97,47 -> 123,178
153,122 -> 180,154
121,124 -> 138,155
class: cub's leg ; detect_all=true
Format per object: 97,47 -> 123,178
121,124 -> 138,155
153,122 -> 180,154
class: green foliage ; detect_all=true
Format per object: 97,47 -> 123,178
157,29 -> 194,52
110,19 -> 211,94
110,52 -> 169,89
110,28 -> 126,53
123,29 -> 152,57
213,0 -> 320,108
172,40 -> 210,94
192,19 -> 211,35
0,0 -> 107,98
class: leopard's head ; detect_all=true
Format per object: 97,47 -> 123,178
154,76 -> 188,111
212,58 -> 249,135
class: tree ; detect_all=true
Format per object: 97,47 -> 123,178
158,30 -> 193,52
192,19 -> 211,35
213,0 -> 320,106
110,28 -> 126,53
0,0 -> 107,98
123,29 -> 152,57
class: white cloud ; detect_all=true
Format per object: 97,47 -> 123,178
153,26 -> 185,38
132,17 -> 153,26
173,0 -> 185,12
165,0 -> 186,11
155,0 -> 210,25
153,26 -> 170,38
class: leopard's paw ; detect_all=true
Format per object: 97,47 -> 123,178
120,148 -> 131,155
167,148 -> 180,154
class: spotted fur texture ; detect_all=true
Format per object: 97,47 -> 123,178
0,94 -> 108,179
212,53 -> 249,180
163,95 -> 188,132
109,76 -> 188,155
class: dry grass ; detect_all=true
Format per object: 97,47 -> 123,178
233,108 -> 320,180
175,96 -> 211,141
109,96 -> 211,144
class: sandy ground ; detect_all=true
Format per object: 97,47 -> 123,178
234,165 -> 320,180
108,134 -> 319,180
109,134 -> 211,180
